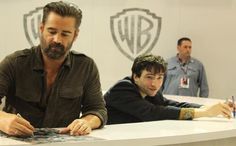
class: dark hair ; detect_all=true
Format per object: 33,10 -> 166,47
42,1 -> 82,28
131,54 -> 167,78
177,37 -> 191,46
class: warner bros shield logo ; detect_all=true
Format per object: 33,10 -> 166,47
110,8 -> 162,61
24,7 -> 43,47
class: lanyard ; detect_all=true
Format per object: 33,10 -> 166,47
180,63 -> 188,75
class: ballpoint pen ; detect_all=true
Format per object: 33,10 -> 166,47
16,113 -> 22,118
232,96 -> 235,118
17,113 -> 34,136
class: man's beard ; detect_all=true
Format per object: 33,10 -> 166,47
41,37 -> 73,60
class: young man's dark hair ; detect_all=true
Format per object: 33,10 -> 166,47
42,1 -> 82,28
177,37 -> 191,46
131,54 -> 167,78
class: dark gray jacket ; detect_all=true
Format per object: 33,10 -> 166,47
0,46 -> 107,128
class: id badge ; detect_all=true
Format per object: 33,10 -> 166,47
179,77 -> 189,88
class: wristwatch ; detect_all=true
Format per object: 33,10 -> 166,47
180,108 -> 194,120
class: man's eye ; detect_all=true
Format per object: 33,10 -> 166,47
62,33 -> 69,37
157,76 -> 164,80
147,76 -> 154,79
49,31 -> 57,35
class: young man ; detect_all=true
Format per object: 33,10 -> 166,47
104,54 -> 232,124
163,37 -> 209,97
0,1 -> 107,136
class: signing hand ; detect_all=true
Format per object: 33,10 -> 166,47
195,102 -> 232,119
0,112 -> 35,136
225,98 -> 236,110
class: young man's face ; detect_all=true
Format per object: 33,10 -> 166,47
177,40 -> 192,59
40,12 -> 78,60
134,69 -> 164,97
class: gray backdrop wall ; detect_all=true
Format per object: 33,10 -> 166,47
0,0 -> 236,99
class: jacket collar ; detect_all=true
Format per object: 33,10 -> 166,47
175,54 -> 194,65
32,46 -> 72,71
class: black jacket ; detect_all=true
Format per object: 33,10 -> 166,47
104,76 -> 201,124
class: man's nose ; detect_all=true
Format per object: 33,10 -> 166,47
53,34 -> 63,43
151,80 -> 161,88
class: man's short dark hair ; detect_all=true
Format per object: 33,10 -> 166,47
131,54 -> 167,78
177,37 -> 191,46
42,1 -> 82,28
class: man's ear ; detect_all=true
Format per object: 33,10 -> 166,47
133,74 -> 139,82
73,29 -> 79,41
39,23 -> 44,34
177,45 -> 180,52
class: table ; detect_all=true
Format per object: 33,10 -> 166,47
1,95 -> 236,146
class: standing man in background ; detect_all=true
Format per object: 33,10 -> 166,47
0,1 -> 107,137
163,37 -> 209,97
